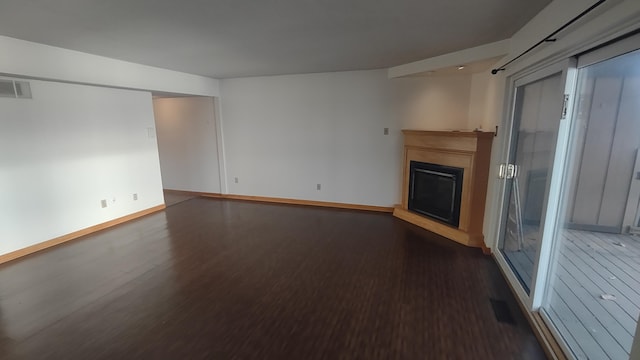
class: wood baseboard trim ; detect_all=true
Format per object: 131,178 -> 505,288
492,254 -> 567,360
0,204 -> 166,266
0,191 -> 391,266
163,189 -> 393,213
481,243 -> 492,255
223,194 -> 394,213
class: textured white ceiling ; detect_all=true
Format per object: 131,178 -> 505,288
0,0 -> 551,78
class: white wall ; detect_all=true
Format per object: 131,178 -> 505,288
220,69 -> 401,207
468,71 -> 505,130
0,36 -> 220,96
0,78 -> 164,256
153,97 -> 221,193
390,73 -> 472,130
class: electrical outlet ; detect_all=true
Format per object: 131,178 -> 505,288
234,177 -> 239,183
133,193 -> 138,201
100,199 -> 107,208
384,127 -> 389,135
317,184 -> 321,191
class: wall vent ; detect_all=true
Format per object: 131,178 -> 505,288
0,80 -> 14,97
0,79 -> 32,99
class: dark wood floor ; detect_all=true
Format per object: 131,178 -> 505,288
163,189 -> 197,207
0,198 -> 546,359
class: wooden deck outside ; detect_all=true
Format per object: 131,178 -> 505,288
504,229 -> 640,360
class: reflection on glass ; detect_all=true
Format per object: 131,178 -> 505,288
543,49 -> 640,359
500,73 -> 563,293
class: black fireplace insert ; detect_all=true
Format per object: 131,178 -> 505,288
408,161 -> 463,227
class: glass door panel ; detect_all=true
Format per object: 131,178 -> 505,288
499,72 -> 564,294
542,46 -> 640,360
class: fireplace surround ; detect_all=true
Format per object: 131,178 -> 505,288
393,130 -> 494,248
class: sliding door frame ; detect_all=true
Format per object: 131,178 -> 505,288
489,58 -> 579,360
494,32 -> 640,360
492,58 -> 578,312
485,5 -> 640,356
537,32 -> 640,360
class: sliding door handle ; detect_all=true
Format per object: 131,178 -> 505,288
498,164 -> 506,179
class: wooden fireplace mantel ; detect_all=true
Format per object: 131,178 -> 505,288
393,130 -> 494,248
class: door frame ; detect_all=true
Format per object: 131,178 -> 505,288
494,32 -> 640,360
491,58 -> 578,312
537,34 -> 640,359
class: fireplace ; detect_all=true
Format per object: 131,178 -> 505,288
408,161 -> 463,227
393,130 -> 493,248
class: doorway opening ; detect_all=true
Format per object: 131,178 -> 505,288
151,94 -> 223,205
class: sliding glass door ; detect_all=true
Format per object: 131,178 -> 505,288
495,33 -> 640,360
496,61 -> 574,299
498,72 -> 563,293
541,38 -> 640,360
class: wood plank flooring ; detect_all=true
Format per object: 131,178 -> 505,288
0,198 -> 545,360
505,228 -> 640,359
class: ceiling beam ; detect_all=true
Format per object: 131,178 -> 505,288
387,39 -> 510,78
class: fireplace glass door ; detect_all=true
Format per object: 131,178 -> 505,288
408,161 -> 463,227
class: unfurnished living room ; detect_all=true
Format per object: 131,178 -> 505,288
1,1 -> 640,359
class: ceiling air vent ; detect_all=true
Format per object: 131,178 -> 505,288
0,79 -> 32,99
